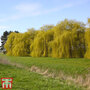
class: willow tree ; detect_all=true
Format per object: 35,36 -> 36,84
4,19 -> 86,58
59,31 -> 72,58
30,31 -> 45,57
4,32 -> 17,55
50,19 -> 73,58
51,19 -> 85,58
12,33 -> 31,56
5,32 -> 31,56
85,19 -> 90,59
51,31 -> 72,58
71,22 -> 86,58
30,25 -> 54,57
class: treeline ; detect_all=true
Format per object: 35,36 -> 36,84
4,19 -> 90,59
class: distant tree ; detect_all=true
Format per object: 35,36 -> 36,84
1,31 -> 10,53
15,31 -> 19,33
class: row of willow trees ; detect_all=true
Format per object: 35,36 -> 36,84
4,19 -> 90,58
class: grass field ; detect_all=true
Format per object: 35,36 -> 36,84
0,53 -> 90,90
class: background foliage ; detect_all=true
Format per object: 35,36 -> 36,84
4,19 -> 90,58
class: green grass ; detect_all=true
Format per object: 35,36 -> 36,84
0,64 -> 83,90
1,54 -> 90,76
0,53 -> 90,90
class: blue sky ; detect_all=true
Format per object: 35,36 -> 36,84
0,0 -> 90,45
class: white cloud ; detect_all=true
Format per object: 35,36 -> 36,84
0,0 -> 89,22
15,3 -> 41,13
42,3 -> 73,14
0,3 -> 42,22
14,3 -> 73,16
0,25 -> 10,29
73,0 -> 90,5
13,3 -> 73,18
0,18 -> 8,22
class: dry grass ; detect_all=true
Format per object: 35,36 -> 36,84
30,65 -> 90,90
0,57 -> 24,68
0,58 -> 10,65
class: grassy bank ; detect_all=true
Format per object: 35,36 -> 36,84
0,54 -> 90,76
0,63 -> 83,90
0,54 -> 90,89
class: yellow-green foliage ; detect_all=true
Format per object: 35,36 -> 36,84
59,31 -> 72,58
71,24 -> 85,58
5,30 -> 35,56
85,28 -> 90,59
4,32 -> 17,55
30,31 -> 45,57
12,33 -> 31,56
51,19 -> 85,58
30,29 -> 54,57
51,31 -> 72,58
4,19 -> 89,58
40,25 -> 54,31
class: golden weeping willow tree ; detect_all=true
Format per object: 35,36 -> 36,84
12,42 -> 28,56
4,32 -> 17,55
30,29 -> 54,57
85,19 -> 90,59
4,30 -> 35,56
59,31 -> 72,58
12,33 -> 31,56
4,19 -> 87,58
30,31 -> 45,57
30,25 -> 54,57
71,25 -> 85,58
51,31 -> 72,58
51,19 -> 85,58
